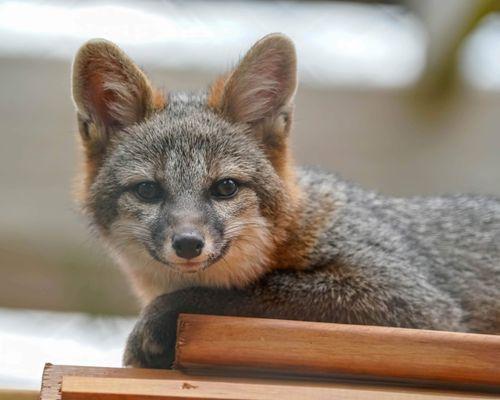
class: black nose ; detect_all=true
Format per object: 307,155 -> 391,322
172,232 -> 204,260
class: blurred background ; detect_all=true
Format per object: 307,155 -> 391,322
1,0 -> 500,394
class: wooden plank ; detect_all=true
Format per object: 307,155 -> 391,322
174,314 -> 500,388
41,364 -> 499,400
59,375 -> 498,400
40,364 -> 192,400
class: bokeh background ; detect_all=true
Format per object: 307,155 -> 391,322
1,0 -> 500,393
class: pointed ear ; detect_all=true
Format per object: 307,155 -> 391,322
209,33 -> 297,134
71,39 -> 164,148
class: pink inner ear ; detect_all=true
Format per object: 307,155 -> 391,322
254,58 -> 284,106
87,69 -> 119,128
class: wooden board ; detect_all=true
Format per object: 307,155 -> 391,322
40,364 -> 181,400
60,375 -> 498,400
40,364 -> 499,400
174,314 -> 500,388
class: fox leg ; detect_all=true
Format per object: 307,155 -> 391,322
123,263 -> 463,369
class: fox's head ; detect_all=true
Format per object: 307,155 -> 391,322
72,34 -> 302,301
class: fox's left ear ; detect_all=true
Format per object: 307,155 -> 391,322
72,39 -> 164,153
209,33 -> 297,150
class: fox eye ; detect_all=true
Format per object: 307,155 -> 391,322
134,182 -> 163,202
211,179 -> 239,199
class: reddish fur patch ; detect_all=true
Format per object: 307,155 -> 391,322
266,149 -> 309,270
152,89 -> 167,110
207,74 -> 228,111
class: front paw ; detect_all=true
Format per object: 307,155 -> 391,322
123,309 -> 177,369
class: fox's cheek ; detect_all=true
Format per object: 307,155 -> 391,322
210,189 -> 260,218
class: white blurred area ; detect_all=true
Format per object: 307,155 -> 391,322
461,13 -> 500,90
3,0 -> 500,91
2,0 -> 500,393
0,0 -> 426,88
0,307 -> 134,390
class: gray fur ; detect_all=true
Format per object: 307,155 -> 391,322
123,166 -> 500,368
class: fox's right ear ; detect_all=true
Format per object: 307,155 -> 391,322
209,33 -> 297,127
208,33 -> 297,173
71,39 -> 164,154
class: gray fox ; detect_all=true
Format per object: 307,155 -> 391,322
71,33 -> 500,368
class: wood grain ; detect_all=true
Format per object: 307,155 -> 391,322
174,314 -> 500,387
35,366 -> 496,400
40,364 -> 182,400
59,375 -> 498,400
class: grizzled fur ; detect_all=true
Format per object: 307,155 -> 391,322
71,34 -> 500,369
124,169 -> 500,368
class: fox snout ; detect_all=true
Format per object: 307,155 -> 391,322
171,230 -> 205,260
161,208 -> 218,269
158,223 -> 216,271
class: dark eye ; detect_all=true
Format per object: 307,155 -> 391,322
134,182 -> 163,202
211,179 -> 239,199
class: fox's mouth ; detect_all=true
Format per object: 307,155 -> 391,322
146,251 -> 207,272
146,241 -> 231,273
171,260 -> 206,273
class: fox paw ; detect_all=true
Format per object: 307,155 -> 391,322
123,310 -> 177,369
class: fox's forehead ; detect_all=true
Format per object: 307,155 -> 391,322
166,91 -> 208,115
108,92 -> 264,186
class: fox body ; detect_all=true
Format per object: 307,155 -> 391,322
71,34 -> 500,368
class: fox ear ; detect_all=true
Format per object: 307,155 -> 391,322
72,39 -> 163,147
209,33 -> 297,138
